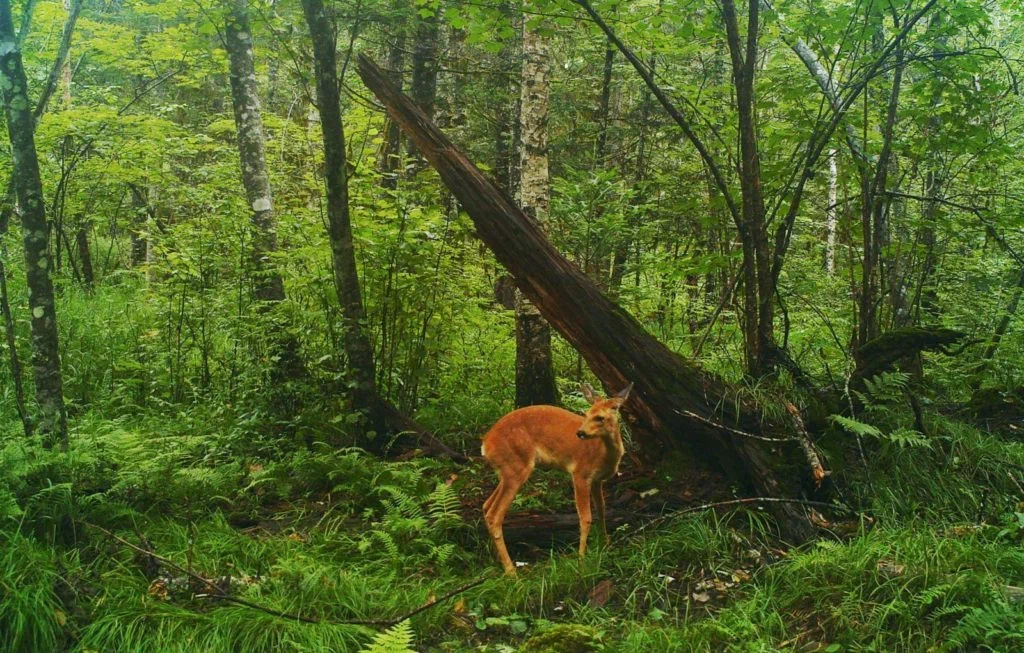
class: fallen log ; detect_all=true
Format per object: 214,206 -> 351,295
356,54 -> 821,542
852,327 -> 965,389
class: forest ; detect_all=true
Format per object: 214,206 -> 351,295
1,0 -> 1023,650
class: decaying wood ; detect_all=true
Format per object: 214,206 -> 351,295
356,54 -> 824,543
852,327 -> 965,388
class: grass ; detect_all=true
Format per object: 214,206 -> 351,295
1,406 -> 1023,651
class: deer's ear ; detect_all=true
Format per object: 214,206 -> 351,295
581,382 -> 599,405
614,382 -> 634,403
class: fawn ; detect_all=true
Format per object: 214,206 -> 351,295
481,382 -> 633,575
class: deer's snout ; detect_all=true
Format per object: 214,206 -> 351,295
577,430 -> 588,439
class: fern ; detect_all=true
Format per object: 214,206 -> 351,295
360,620 -> 416,653
830,414 -> 883,439
943,602 -> 1024,651
427,482 -> 461,527
830,416 -> 930,449
887,427 -> 931,449
860,371 -> 910,406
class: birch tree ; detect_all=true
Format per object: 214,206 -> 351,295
222,0 -> 304,384
0,0 -> 69,446
513,14 -> 558,407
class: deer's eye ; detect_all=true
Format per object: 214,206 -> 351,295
593,416 -> 605,423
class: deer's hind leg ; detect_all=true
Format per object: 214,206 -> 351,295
483,462 -> 533,576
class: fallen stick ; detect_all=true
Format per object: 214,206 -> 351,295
81,520 -> 492,628
627,497 -> 861,539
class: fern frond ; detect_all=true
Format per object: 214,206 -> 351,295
360,620 -> 415,653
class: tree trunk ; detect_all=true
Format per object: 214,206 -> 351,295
491,2 -> 520,196
75,222 -> 93,286
302,0 -> 385,447
595,36 -> 614,163
0,4 -> 69,447
406,0 -> 439,161
0,240 -> 32,436
609,51 -> 655,296
357,54 -> 820,542
303,0 -> 465,463
721,0 -> 774,378
379,2 -> 406,188
222,0 -> 304,385
514,17 -> 558,407
857,44 -> 904,349
60,0 -> 72,108
127,183 -> 150,267
0,0 -> 81,237
826,149 -> 838,274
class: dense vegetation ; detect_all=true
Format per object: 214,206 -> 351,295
1,0 -> 1023,650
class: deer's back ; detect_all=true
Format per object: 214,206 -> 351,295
481,405 -> 593,472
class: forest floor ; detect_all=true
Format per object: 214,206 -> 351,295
2,406 -> 1024,652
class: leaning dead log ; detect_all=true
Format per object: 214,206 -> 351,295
357,54 -> 822,542
851,327 -> 965,389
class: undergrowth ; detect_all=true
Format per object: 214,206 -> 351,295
1,402 -> 1023,651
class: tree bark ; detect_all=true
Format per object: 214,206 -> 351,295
75,223 -> 93,286
858,43 -> 904,349
60,0 -> 72,108
379,1 -> 406,188
595,36 -> 614,163
357,54 -> 820,542
514,17 -> 558,407
302,0 -> 385,447
222,0 -> 304,384
720,0 -> 774,377
406,0 -> 439,162
303,0 -> 465,462
609,51 -> 655,296
0,0 -> 82,235
826,149 -> 838,274
0,2 -> 69,447
0,240 -> 31,436
127,183 -> 150,267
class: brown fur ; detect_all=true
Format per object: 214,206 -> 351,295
481,384 -> 632,575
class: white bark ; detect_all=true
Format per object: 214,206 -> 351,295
826,148 -> 837,275
517,24 -> 550,221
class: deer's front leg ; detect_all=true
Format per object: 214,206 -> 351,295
572,474 -> 593,558
594,480 -> 607,541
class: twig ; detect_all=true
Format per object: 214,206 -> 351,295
629,497 -> 860,539
783,401 -> 830,488
374,575 -> 493,627
81,520 -> 491,628
1007,471 -> 1024,499
692,272 -> 739,359
673,408 -> 798,443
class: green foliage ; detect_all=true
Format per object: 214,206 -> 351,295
1,0 -> 1023,650
0,532 -> 64,653
360,621 -> 416,653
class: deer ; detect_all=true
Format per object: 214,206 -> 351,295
481,382 -> 633,576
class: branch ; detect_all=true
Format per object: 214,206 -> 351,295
571,0 -> 741,226
884,190 -> 1024,266
767,0 -> 939,285
16,0 -> 38,47
630,496 -> 860,538
674,404 -> 830,488
0,0 -> 83,236
81,521 -> 491,628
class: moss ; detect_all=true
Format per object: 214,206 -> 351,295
519,624 -> 605,653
